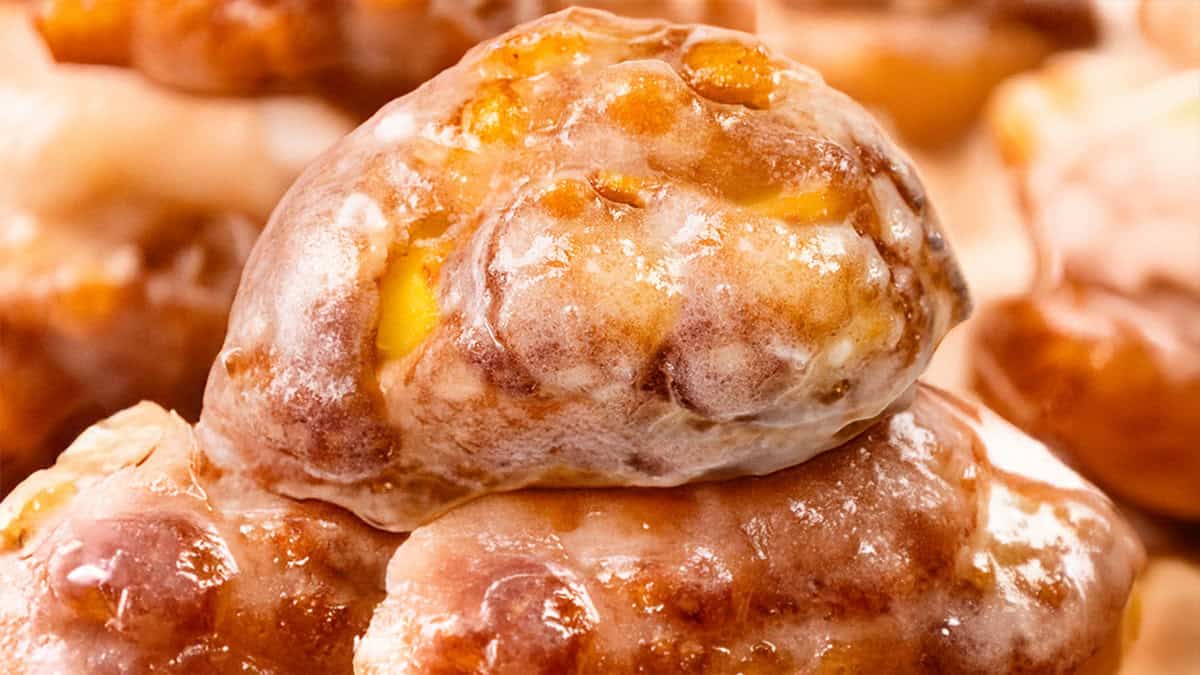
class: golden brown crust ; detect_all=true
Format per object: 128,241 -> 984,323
199,8 -> 969,531
32,0 -> 756,111
355,385 -> 1143,674
759,0 -> 1098,146
0,8 -> 353,492
971,285 -> 1200,520
0,403 -> 404,674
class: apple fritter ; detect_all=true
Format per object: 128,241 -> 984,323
975,57 -> 1200,520
198,8 -> 970,531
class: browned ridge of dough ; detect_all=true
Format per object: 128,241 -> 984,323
355,385 -> 1143,674
0,403 -> 404,673
198,8 -> 970,531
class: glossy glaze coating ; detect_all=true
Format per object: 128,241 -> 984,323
759,0 -> 1097,146
199,8 -> 969,530
0,403 -> 403,673
0,7 -> 354,492
32,0 -> 755,111
356,385 -> 1142,674
976,58 -> 1200,520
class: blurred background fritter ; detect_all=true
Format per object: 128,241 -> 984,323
32,0 -> 756,114
0,7 -> 354,491
904,4 -> 1199,671
972,46 -> 1199,521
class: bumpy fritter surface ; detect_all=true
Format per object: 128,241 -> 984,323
0,403 -> 404,673
199,8 -> 969,530
355,385 -> 1142,674
758,0 -> 1097,146
32,0 -> 755,111
0,8 -> 352,493
974,59 -> 1200,520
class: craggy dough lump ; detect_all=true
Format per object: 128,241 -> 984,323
199,9 -> 970,531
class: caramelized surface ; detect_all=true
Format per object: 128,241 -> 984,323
759,0 -> 1098,146
356,385 -> 1142,673
32,0 -> 756,111
0,7 -> 352,491
199,9 -> 969,531
0,404 -> 403,673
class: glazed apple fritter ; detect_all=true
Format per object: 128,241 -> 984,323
198,8 -> 970,531
974,284 -> 1200,521
6,0 -> 757,496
